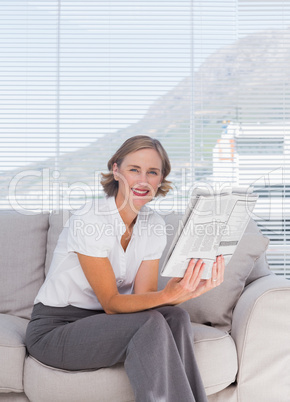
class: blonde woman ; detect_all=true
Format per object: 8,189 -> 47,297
26,135 -> 224,402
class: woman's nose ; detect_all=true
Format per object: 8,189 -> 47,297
138,172 -> 149,184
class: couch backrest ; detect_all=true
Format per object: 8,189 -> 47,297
0,209 -> 272,329
45,210 -> 271,330
45,210 -> 72,276
0,211 -> 49,319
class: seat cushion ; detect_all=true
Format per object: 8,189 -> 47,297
192,323 -> 237,395
0,211 -> 49,319
0,314 -> 28,393
24,323 -> 236,401
24,359 -> 135,402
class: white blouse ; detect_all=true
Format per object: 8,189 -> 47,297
34,196 -> 167,310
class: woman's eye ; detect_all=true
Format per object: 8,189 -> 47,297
129,169 -> 157,175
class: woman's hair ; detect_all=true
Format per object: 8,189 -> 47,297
101,135 -> 172,198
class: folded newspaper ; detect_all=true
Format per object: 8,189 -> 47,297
161,186 -> 258,280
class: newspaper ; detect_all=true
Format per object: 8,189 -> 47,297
160,186 -> 258,280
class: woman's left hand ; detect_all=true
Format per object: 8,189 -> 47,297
190,254 -> 225,298
173,255 -> 225,304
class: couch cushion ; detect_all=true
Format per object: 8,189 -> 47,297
0,211 -> 49,319
45,210 -> 72,275
0,314 -> 28,393
24,323 -> 236,401
159,215 -> 269,332
192,323 -> 237,395
245,249 -> 272,286
24,359 -> 135,402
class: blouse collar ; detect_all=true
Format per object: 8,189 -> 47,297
106,196 -> 152,236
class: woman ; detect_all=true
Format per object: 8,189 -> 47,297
26,135 -> 225,402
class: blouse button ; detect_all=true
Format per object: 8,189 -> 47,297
117,279 -> 123,284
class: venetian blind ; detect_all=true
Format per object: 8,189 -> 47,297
0,1 -> 289,277
192,0 -> 290,277
0,0 -> 192,213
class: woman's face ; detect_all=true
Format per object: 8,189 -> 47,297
113,148 -> 163,212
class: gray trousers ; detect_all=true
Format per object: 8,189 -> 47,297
26,303 -> 208,402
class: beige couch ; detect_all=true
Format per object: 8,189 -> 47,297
1,209 -> 290,402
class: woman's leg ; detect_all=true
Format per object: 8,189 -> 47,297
26,303 -> 207,402
153,306 -> 208,402
124,306 -> 208,402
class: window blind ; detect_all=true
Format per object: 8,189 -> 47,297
0,1 -> 289,277
192,0 -> 290,277
0,0 -> 192,213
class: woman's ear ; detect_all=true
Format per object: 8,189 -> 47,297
112,163 -> 119,180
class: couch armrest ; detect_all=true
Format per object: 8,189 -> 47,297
231,275 -> 290,402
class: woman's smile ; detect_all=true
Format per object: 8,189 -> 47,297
131,187 -> 150,197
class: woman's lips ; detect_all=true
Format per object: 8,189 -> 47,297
131,188 -> 150,197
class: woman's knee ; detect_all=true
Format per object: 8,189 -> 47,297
155,306 -> 193,337
156,305 -> 191,323
130,309 -> 171,341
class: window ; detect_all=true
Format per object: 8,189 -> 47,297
0,1 -> 289,276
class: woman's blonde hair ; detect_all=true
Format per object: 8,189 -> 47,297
101,135 -> 172,198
